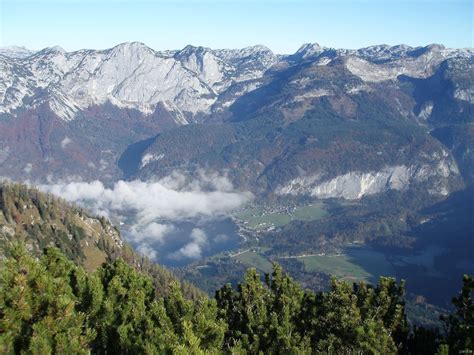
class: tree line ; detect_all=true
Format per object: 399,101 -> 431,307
0,244 -> 472,354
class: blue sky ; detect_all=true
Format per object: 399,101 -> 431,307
1,0 -> 472,53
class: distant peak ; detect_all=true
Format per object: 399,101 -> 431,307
357,44 -> 413,57
179,44 -> 209,53
111,42 -> 151,52
237,45 -> 274,57
44,45 -> 66,53
425,43 -> 445,51
297,43 -> 323,52
118,41 -> 147,47
35,46 -> 66,56
0,45 -> 35,59
173,45 -> 213,60
107,42 -> 154,57
294,43 -> 326,59
392,44 -> 412,51
1,45 -> 31,51
407,43 -> 446,58
182,44 -> 199,50
243,44 -> 272,52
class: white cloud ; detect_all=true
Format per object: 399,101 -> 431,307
39,172 -> 253,262
169,228 -> 208,260
130,222 -> 174,244
214,234 -> 230,243
171,243 -> 202,260
136,243 -> 158,260
41,173 -> 252,223
190,228 -> 208,245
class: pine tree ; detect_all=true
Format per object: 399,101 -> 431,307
443,274 -> 474,353
0,244 -> 95,354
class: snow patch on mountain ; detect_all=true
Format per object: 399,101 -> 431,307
345,45 -> 471,82
0,42 -> 278,120
0,42 -> 471,121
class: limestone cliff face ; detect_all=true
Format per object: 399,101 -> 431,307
0,42 -> 471,196
0,42 -> 277,121
1,42 -> 471,121
277,150 -> 460,200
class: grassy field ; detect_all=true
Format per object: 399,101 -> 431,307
292,205 -> 328,221
234,208 -> 260,221
390,246 -> 446,277
82,244 -> 107,272
234,251 -> 273,273
235,204 -> 328,231
246,213 -> 292,230
297,247 -> 395,283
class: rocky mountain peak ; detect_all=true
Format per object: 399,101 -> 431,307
237,44 -> 273,56
0,45 -> 35,59
0,42 -> 471,123
294,42 -> 326,59
37,45 -> 67,56
107,41 -> 156,58
175,44 -> 210,56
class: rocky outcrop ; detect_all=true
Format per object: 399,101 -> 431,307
0,42 -> 278,120
277,152 -> 460,199
0,42 -> 471,121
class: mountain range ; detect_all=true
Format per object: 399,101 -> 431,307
0,42 -> 472,197
1,41 -> 473,307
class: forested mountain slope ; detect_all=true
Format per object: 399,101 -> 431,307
1,243 -> 472,354
0,183 -> 201,299
0,42 -> 471,190
0,183 -> 472,353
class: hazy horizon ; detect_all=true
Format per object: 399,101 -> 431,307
1,0 -> 472,54
1,40 -> 472,56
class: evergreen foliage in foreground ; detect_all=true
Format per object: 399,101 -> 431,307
0,244 -> 472,354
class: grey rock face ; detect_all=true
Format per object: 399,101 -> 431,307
1,42 -> 471,122
0,43 -> 278,121
277,151 -> 461,200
